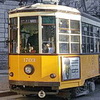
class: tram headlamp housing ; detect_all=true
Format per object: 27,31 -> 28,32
9,72 -> 14,77
24,64 -> 34,75
50,73 -> 56,78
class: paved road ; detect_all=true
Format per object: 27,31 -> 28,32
1,86 -> 100,100
0,93 -> 100,100
0,74 -> 100,100
0,74 -> 9,91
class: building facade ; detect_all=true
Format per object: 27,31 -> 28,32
0,0 -> 19,70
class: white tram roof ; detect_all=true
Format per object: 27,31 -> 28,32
9,3 -> 80,14
9,3 -> 100,24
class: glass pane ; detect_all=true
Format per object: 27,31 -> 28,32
82,23 -> 89,32
20,16 -> 38,53
71,43 -> 80,53
87,44 -> 90,53
59,19 -> 69,28
71,30 -> 80,34
59,43 -> 69,53
82,36 -> 86,44
98,28 -> 100,37
93,26 -> 97,33
70,20 -> 80,34
71,36 -> 80,42
42,16 -> 55,24
87,37 -> 94,52
59,19 -> 69,33
90,25 -> 93,32
70,20 -> 80,29
90,44 -> 94,53
42,16 -> 56,53
94,27 -> 99,37
87,37 -> 90,43
82,44 -> 86,53
59,35 -> 69,42
10,18 -> 18,53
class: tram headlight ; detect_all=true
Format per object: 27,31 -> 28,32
50,73 -> 56,78
24,64 -> 34,75
9,72 -> 14,77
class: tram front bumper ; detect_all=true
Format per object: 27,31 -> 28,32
9,80 -> 60,95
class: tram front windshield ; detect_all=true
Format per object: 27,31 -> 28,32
20,16 -> 39,53
9,16 -> 56,54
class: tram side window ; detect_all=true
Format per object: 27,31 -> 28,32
42,16 -> 56,53
59,19 -> 69,33
20,16 -> 38,53
59,19 -> 80,53
59,19 -> 69,53
70,20 -> 80,53
9,18 -> 18,53
70,20 -> 80,34
82,22 -> 100,53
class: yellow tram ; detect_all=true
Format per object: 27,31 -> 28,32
8,2 -> 100,98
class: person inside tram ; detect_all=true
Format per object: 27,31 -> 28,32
27,33 -> 38,53
42,43 -> 54,53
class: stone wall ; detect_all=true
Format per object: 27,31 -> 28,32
0,0 -> 19,70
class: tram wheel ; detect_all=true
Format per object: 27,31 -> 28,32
71,81 -> 95,97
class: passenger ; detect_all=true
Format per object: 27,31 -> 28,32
27,34 -> 38,53
48,43 -> 54,53
43,43 -> 54,53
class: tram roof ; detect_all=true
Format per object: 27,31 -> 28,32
9,3 -> 80,14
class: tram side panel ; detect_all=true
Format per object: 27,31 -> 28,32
59,55 -> 100,90
9,54 -> 100,94
59,55 -> 81,89
9,55 -> 59,89
9,55 -> 19,80
80,55 -> 100,84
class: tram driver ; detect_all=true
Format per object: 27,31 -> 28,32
27,33 -> 38,53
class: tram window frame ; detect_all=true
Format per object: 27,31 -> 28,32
9,17 -> 18,54
71,43 -> 80,53
42,16 -> 56,54
82,22 -> 100,53
59,18 -> 80,54
59,18 -> 70,53
70,20 -> 80,53
59,19 -> 69,33
59,43 -> 69,53
70,20 -> 80,34
20,16 -> 39,53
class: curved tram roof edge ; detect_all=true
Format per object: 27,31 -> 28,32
81,12 -> 100,23
9,3 -> 100,24
9,3 -> 80,15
